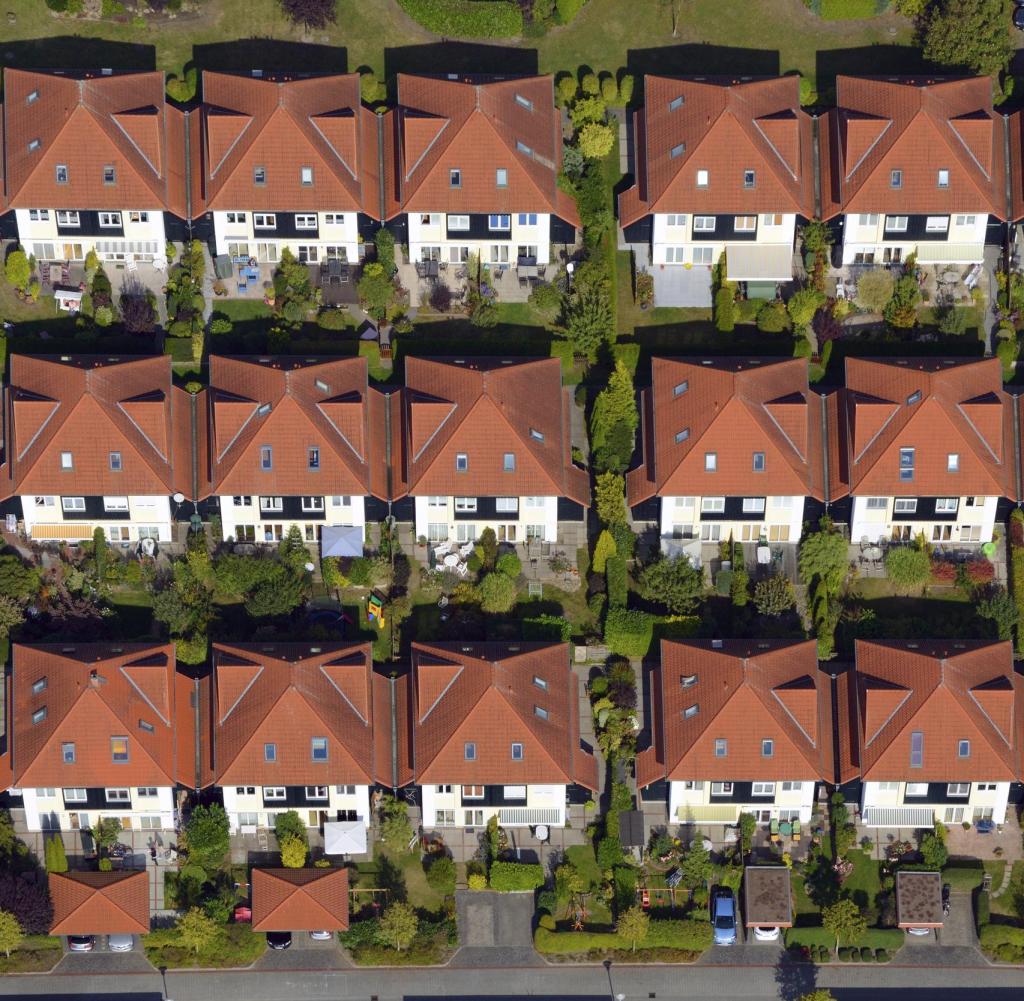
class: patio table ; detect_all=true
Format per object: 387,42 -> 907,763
756,546 -> 771,564
779,821 -> 793,837
426,260 -> 439,278
443,553 -> 460,568
864,546 -> 883,561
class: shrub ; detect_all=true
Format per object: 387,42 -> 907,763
593,530 -> 617,574
581,72 -> 600,95
279,836 -> 307,868
605,556 -> 628,609
274,810 -> 307,848
855,269 -> 895,313
756,300 -> 788,332
639,555 -> 703,614
425,855 -> 456,893
597,836 -> 625,870
374,227 -> 396,274
496,552 -> 521,578
604,608 -> 655,657
479,571 -> 517,613
93,305 -> 113,327
787,288 -> 825,330
980,923 -> 1024,950
570,95 -> 607,128
4,249 -> 30,292
714,287 -> 735,332
997,336 -> 1019,382
529,281 -> 563,316
577,122 -> 616,159
488,862 -> 545,891
317,307 -> 348,330
883,275 -> 921,328
396,0 -> 523,36
556,0 -> 585,22
618,74 -> 635,105
347,557 -> 372,587
600,76 -> 619,104
975,889 -> 990,930
884,545 -> 932,592
468,873 -> 488,890
556,74 -> 579,106
429,282 -> 453,312
754,574 -> 795,616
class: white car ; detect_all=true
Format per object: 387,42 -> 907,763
309,930 -> 333,941
107,934 -> 134,952
67,936 -> 94,952
906,926 -> 932,937
753,926 -> 781,942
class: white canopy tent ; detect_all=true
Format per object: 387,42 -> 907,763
324,820 -> 368,855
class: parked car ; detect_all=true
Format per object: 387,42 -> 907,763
309,930 -> 333,941
753,925 -> 780,942
67,935 -> 94,952
906,925 -> 932,937
1015,5 -> 1024,29
107,934 -> 134,953
266,931 -> 292,950
711,888 -> 737,946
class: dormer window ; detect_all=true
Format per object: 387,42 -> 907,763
696,169 -> 709,188
743,169 -> 755,188
890,169 -> 902,189
27,90 -> 38,104
55,164 -> 68,183
254,166 -> 266,185
464,741 -> 476,760
300,166 -> 313,186
28,139 -> 41,152
938,168 -> 949,188
752,452 -> 766,472
529,428 -> 544,442
103,165 -> 116,185
32,707 -> 47,724
670,142 -> 686,159
449,168 -> 461,188
674,428 -> 690,444
681,674 -> 697,688
456,453 -> 468,472
516,140 -> 533,156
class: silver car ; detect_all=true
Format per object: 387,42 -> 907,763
107,934 -> 134,952
67,935 -> 94,952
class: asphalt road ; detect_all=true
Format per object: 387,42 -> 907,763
5,964 -> 1024,1001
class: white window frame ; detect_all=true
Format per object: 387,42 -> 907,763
295,214 -> 317,230
665,214 -> 687,227
488,214 -> 511,231
692,247 -> 713,264
264,787 -> 286,800
693,216 -> 716,232
301,496 -> 325,512
893,498 -> 917,513
710,781 -> 733,794
517,213 -> 538,226
701,497 -> 725,513
103,496 -> 129,512
300,166 -> 314,186
56,210 -> 79,227
734,215 -> 756,232
696,169 -> 709,188
260,497 -> 283,512
742,498 -> 766,513
98,212 -> 121,228
885,215 -> 909,233
64,788 -> 87,803
905,782 -> 928,796
925,216 -> 949,233
226,212 -> 247,225
448,215 -> 470,231
454,497 -> 477,512
704,452 -> 717,471
935,498 -> 958,513
947,783 -> 970,797
105,788 -> 130,802
954,215 -> 977,227
495,497 -> 517,513
865,497 -> 887,510
305,785 -> 328,800
253,213 -> 276,229
751,782 -> 776,796
61,497 -> 85,512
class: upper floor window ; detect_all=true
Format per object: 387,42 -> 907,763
448,215 -> 470,231
514,93 -> 534,111
670,142 -> 686,159
253,213 -> 276,229
295,214 -> 317,230
890,169 -> 903,189
464,741 -> 476,760
111,736 -> 129,762
456,452 -> 468,472
300,166 -> 313,186
937,168 -> 949,188
948,453 -> 959,472
311,737 -> 328,761
99,212 -> 121,228
517,213 -> 538,226
55,164 -> 68,183
516,140 -> 533,156
696,169 -> 709,187
752,451 -> 766,472
260,446 -> 273,471
496,168 -> 508,188
511,742 -> 523,760
254,166 -> 266,185
899,447 -> 915,481
503,452 -> 516,472
264,743 -> 276,762
103,165 -> 116,185
308,447 -> 320,470
56,211 -> 79,227
693,216 -> 715,232
449,168 -> 461,188
62,741 -> 75,763
488,214 -> 511,230
704,452 -> 717,471
743,169 -> 755,188
762,738 -> 774,757
60,451 -> 73,470
226,212 -> 247,224
714,738 -> 727,757
910,730 -> 924,768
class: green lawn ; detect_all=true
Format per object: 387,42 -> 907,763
0,935 -> 62,974
566,844 -> 603,891
842,849 -> 882,923
991,861 -> 1024,918
213,299 -> 274,324
354,845 -> 447,912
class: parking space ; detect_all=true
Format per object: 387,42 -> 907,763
254,931 -> 351,971
54,947 -> 154,975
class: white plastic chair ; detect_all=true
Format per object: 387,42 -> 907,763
433,542 -> 452,560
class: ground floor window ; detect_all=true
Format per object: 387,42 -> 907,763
297,245 -> 318,263
257,243 -> 278,263
228,243 -> 250,259
497,524 -> 517,542
778,809 -> 801,822
455,524 -> 476,543
961,525 -> 982,542
238,812 -> 259,827
324,246 -> 348,261
974,807 -> 994,821
108,526 -> 129,542
768,525 -> 791,542
435,810 -> 455,826
234,525 -> 255,542
525,524 -> 545,540
428,523 -> 448,543
853,251 -> 876,265
420,246 -> 441,261
891,525 -> 912,541
263,524 -> 284,541
138,816 -> 163,830
137,526 -> 161,540
663,246 -> 686,264
932,525 -> 953,541
740,523 -> 764,541
701,524 -> 721,541
463,809 -> 484,826
671,525 -> 696,539
943,806 -> 967,824
449,246 -> 469,263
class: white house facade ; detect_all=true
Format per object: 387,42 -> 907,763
211,209 -> 361,265
860,780 -> 1010,827
221,783 -> 371,833
218,493 -> 366,545
19,784 -> 175,833
669,779 -> 816,825
849,494 -> 997,545
14,207 -> 168,264
407,212 -> 552,267
838,212 -> 989,267
659,493 -> 805,555
21,493 -> 173,544
414,494 -> 558,545
421,782 -> 566,829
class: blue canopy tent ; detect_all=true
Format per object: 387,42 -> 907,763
320,525 -> 364,559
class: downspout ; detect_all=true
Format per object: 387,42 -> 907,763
192,676 -> 201,794
811,114 -> 822,221
183,110 -> 194,227
388,675 -> 398,794
189,390 -> 199,509
829,673 -> 841,789
376,112 -> 387,232
819,392 -> 831,512
1013,393 -> 1022,507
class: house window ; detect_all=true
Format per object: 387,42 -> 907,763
762,213 -> 783,226
529,428 -> 545,442
61,451 -> 73,470
324,213 -> 345,225
670,142 -> 686,159
696,169 -> 709,187
515,93 -> 534,110
711,782 -> 733,795
865,497 -> 887,510
264,743 -> 277,762
665,246 -> 686,262
462,785 -> 484,799
683,704 -> 699,719
905,782 -> 927,796
666,214 -> 687,227
254,166 -> 266,185
899,447 -> 915,481
64,788 -> 87,802
260,446 -> 273,470
226,212 -> 247,224
762,738 -> 774,757
301,166 -> 313,186
946,453 -> 960,472
782,781 -> 802,792
139,719 -> 155,733
885,215 -> 908,232
464,742 -> 476,760
714,738 -> 727,757
109,451 -> 122,472
742,498 -> 766,513
516,140 -> 533,156
704,452 -> 717,472
311,737 -> 328,761
752,782 -> 775,796
32,676 -> 48,695
100,164 -> 117,186
701,497 -> 725,513
496,168 -> 508,187
532,703 -> 550,721
455,497 -> 477,512
495,497 -> 517,512
308,447 -> 320,470
890,169 -> 903,189
28,209 -> 49,221
734,216 -> 756,231
937,168 -> 949,188
674,429 -> 690,444
503,452 -> 516,472
680,674 -> 698,688
137,787 -> 158,798
105,788 -> 130,802
305,786 -> 328,800
56,164 -> 69,183
743,169 -> 756,188
752,451 -> 766,472
301,496 -> 324,512
693,216 -> 716,232
449,168 -> 461,188
62,497 -> 85,512
111,737 -> 129,762
448,215 -> 470,231
935,498 -> 958,513
254,214 -> 276,228
925,216 -> 949,233
910,730 -> 924,768
947,783 -> 970,797
893,498 -> 917,513
260,497 -> 283,512
456,453 -> 468,472
62,742 -> 75,763
295,214 -> 317,229
674,381 -> 689,397
958,739 -> 971,758
517,213 -> 539,226
511,743 -> 523,760
264,787 -> 286,800
488,214 -> 511,230
103,497 -> 129,512
955,215 -> 977,227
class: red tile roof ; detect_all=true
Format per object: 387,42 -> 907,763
835,356 -> 1016,500
211,642 -> 388,787
636,639 -> 833,787
251,867 -> 348,931
852,639 -> 1018,781
49,871 -> 149,935
198,72 -> 379,215
619,76 -> 814,228
2,69 -> 189,216
628,357 -> 824,506
388,75 -> 578,225
397,356 -> 588,504
3,354 -> 191,500
410,641 -> 597,790
206,355 -> 378,498
12,643 -> 188,789
821,76 -> 1007,220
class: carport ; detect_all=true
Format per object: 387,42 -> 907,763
251,867 -> 350,933
743,865 -> 792,940
896,870 -> 943,933
49,870 -> 149,944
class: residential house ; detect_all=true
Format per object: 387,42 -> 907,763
196,71 -> 382,264
0,68 -> 192,262
395,356 -> 589,548
627,357 -> 825,555
7,643 -> 194,833
409,641 -> 597,829
821,76 -> 1006,267
848,639 -> 1019,827
618,76 -> 814,304
205,355 -> 388,545
834,356 -> 1015,545
385,74 -> 579,268
3,354 -> 194,544
636,639 -> 834,826
209,642 -> 394,834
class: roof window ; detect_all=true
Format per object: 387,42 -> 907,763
514,93 -> 533,111
669,95 -> 684,111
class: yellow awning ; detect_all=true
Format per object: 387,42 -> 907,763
676,804 -> 739,822
29,523 -> 94,541
913,243 -> 984,264
725,243 -> 794,281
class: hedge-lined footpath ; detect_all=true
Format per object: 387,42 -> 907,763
396,0 -> 523,36
535,913 -> 711,959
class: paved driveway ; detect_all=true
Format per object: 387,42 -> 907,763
255,932 -> 351,971
939,890 -> 979,950
452,889 -> 542,967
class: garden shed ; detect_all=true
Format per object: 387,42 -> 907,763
742,866 -> 792,929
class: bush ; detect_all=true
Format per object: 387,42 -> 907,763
479,572 -> 517,613
980,923 -> 1024,950
756,300 -> 788,333
604,608 -> 655,657
618,74 -> 635,105
317,307 -> 349,330
885,545 -> 932,593
856,269 -> 895,313
488,862 -> 545,891
787,288 -> 825,330
523,614 -> 573,642
593,530 -> 617,574
535,917 -> 711,954
496,552 -> 521,578
529,281 -> 563,316
997,336 -> 1019,382
273,811 -> 308,848
279,836 -> 307,868
714,288 -> 735,332
395,0 -> 523,36
347,557 -> 372,587
424,855 -> 456,893
468,873 -> 488,890
605,556 -> 628,609
577,122 -> 616,159
975,888 -> 990,930
556,0 -> 585,22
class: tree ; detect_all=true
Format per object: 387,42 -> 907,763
923,0 -> 1012,78
0,911 -> 22,959
822,898 -> 867,953
357,262 -> 395,320
714,287 -> 735,332
754,575 -> 795,616
379,796 -> 414,854
979,587 -> 1019,641
802,219 -> 834,255
556,74 -> 579,106
677,839 -> 713,891
884,545 -> 931,593
639,555 -> 704,614
787,288 -> 825,330
563,287 -> 612,355
756,300 -> 788,333
280,836 -> 307,868
479,572 -> 517,614
590,360 -> 638,474
576,122 -> 616,159
883,275 -> 921,328
91,817 -> 123,853
184,803 -> 229,873
176,907 -> 222,955
580,71 -> 600,95
0,556 -> 40,601
274,810 -> 308,847
595,472 -> 627,526
378,901 -> 418,951
616,905 -> 650,952
555,862 -> 586,898
478,527 -> 498,570
425,854 -> 456,892
569,95 -> 606,127
0,872 -> 52,934
279,0 -> 335,26
44,834 -> 68,873
855,269 -> 895,313
738,812 -> 757,855
0,597 -> 25,641
920,832 -> 949,869
798,525 -> 848,595
592,530 -> 617,574
4,249 -> 30,292
92,527 -> 108,583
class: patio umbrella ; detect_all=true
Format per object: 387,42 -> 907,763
324,821 -> 367,855
320,525 -> 364,558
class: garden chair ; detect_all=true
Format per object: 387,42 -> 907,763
433,542 -> 452,560
791,819 -> 802,841
770,818 -> 780,843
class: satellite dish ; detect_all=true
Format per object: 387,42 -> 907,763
172,492 -> 185,503
304,562 -> 316,572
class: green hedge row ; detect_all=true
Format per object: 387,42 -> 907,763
604,608 -> 654,657
396,0 -> 523,37
1011,511 -> 1024,656
980,923 -> 1024,949
488,861 -> 545,891
535,917 -> 712,954
606,556 -> 627,609
784,926 -> 903,950
522,615 -> 573,642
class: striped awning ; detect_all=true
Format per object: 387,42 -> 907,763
28,523 -> 94,541
862,806 -> 935,828
676,804 -> 738,822
913,243 -> 984,264
725,243 -> 794,281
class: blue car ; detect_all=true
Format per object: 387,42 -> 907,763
711,888 -> 737,946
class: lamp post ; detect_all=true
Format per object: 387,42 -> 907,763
159,964 -> 173,1001
603,958 -> 625,1001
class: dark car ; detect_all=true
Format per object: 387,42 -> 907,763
1015,5 -> 1024,29
711,888 -> 737,946
266,931 -> 292,950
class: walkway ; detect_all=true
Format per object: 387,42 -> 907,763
452,889 -> 541,968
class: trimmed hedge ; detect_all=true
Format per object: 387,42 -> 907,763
523,615 -> 573,642
980,923 -> 1024,949
606,556 -> 628,609
604,608 -> 654,657
535,917 -> 711,954
396,0 -> 523,36
1011,510 -> 1024,656
941,863 -> 985,890
784,926 -> 903,951
488,861 -> 545,891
